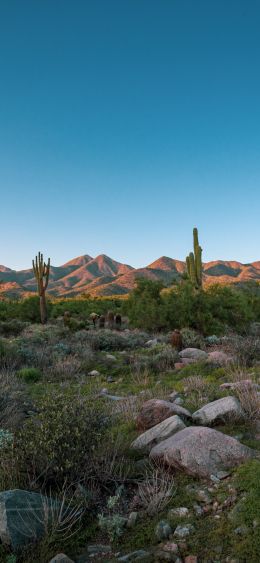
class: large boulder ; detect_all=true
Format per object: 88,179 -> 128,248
136,399 -> 191,431
131,415 -> 186,452
150,426 -> 256,479
0,489 -> 58,550
179,348 -> 208,362
192,396 -> 245,426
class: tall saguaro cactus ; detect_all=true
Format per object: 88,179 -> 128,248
186,228 -> 203,288
32,252 -> 50,324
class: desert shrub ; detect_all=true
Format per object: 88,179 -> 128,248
126,279 -> 167,331
18,296 -> 52,323
51,357 -> 82,380
147,346 -> 179,372
17,367 -> 42,383
0,319 -> 28,337
11,391 -> 109,488
229,335 -> 260,366
98,485 -> 126,541
0,339 -> 22,369
0,370 -> 29,431
180,327 -> 205,349
86,329 -> 149,351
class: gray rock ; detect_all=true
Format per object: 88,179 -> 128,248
168,507 -> 190,518
87,544 -> 112,554
192,396 -> 245,426
174,524 -> 194,538
49,555 -> 74,563
150,426 -> 256,479
117,550 -> 152,561
179,348 -> 208,361
127,511 -> 138,528
88,370 -> 100,376
146,339 -> 158,348
106,354 -> 117,361
155,520 -> 172,540
132,415 -> 186,452
0,489 -> 59,550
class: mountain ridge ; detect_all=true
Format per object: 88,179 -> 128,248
0,254 -> 259,298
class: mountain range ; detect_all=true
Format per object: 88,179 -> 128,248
0,254 -> 260,299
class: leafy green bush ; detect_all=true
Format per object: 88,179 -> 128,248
17,367 -> 42,383
12,391 -> 109,487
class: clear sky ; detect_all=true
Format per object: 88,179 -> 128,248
1,0 -> 260,270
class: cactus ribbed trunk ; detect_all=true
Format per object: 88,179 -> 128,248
32,252 -> 50,324
186,228 -> 203,289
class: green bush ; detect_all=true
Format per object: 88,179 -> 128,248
12,391 -> 109,487
17,367 -> 42,383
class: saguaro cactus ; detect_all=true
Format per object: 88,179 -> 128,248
186,228 -> 203,288
32,252 -> 50,324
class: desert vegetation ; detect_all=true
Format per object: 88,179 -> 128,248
0,241 -> 260,561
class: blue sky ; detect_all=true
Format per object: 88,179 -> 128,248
0,0 -> 260,269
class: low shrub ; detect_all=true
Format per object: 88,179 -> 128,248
10,391 -> 109,488
17,367 -> 42,383
180,327 -> 205,349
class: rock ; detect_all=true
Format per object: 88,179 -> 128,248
49,556 -> 74,563
107,376 -> 115,383
180,358 -> 197,365
195,489 -> 211,504
127,511 -> 138,528
193,504 -> 203,517
106,354 -> 117,361
168,391 -> 180,402
168,507 -> 190,518
161,542 -> 179,554
117,550 -> 152,561
174,524 -> 194,538
87,545 -> 112,554
184,557 -> 198,563
150,426 -> 256,479
207,351 -> 234,365
173,397 -> 184,406
155,520 -> 172,540
131,415 -> 186,452
136,399 -> 191,431
88,370 -> 100,376
174,363 -> 184,370
192,396 -> 245,426
146,339 -> 158,348
0,489 -> 59,550
220,380 -> 260,391
179,348 -> 208,361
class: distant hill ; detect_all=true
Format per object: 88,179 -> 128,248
0,254 -> 259,298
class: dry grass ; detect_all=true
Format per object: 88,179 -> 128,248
137,462 -> 176,516
227,366 -> 260,422
183,375 -> 213,410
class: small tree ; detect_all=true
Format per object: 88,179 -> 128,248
32,252 -> 50,324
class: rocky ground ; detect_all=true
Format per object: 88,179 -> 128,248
0,322 -> 260,562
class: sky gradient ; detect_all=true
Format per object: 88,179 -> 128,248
1,0 -> 260,269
